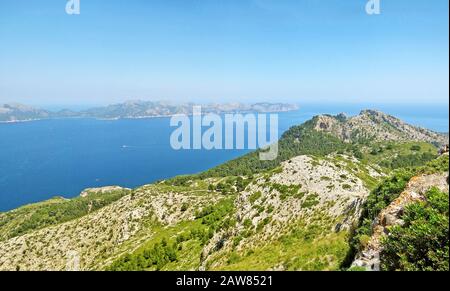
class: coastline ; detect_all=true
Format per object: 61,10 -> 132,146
0,108 -> 300,124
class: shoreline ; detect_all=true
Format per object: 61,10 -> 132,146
0,109 -> 300,124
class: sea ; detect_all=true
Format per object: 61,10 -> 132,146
0,103 -> 448,211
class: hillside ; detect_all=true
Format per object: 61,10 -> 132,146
202,110 -> 448,177
0,103 -> 51,122
0,154 -> 378,271
0,110 -> 448,271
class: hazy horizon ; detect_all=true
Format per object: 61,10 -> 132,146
2,99 -> 450,114
0,0 -> 448,107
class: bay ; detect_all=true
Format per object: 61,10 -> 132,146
0,103 -> 447,211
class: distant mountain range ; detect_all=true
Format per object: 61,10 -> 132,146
0,101 -> 299,122
0,103 -> 53,122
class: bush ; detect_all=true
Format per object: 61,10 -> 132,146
418,154 -> 449,174
342,184 -> 352,190
270,183 -> 302,200
363,169 -> 414,220
382,152 -> 437,169
249,192 -> 262,204
381,187 -> 449,271
180,203 -> 189,212
108,239 -> 178,271
301,193 -> 320,209
410,145 -> 421,151
348,169 -> 415,256
164,175 -> 195,187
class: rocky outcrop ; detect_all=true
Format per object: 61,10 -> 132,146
439,145 -> 449,155
352,172 -> 449,271
313,110 -> 448,146
80,186 -> 130,198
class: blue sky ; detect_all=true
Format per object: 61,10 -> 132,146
0,0 -> 448,107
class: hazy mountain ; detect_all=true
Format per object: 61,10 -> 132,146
0,103 -> 51,122
0,101 -> 300,122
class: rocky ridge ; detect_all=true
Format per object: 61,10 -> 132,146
313,110 -> 448,146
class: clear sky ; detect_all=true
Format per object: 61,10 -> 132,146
0,0 -> 448,107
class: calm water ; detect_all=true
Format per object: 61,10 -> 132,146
0,104 -> 448,211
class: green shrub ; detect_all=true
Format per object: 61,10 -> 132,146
108,239 -> 178,271
302,193 -> 320,209
164,175 -> 195,187
249,192 -> 262,204
410,145 -> 421,151
381,187 -> 449,271
271,183 -> 302,200
342,184 -> 352,190
180,203 -> 189,212
418,154 -> 449,174
347,169 -> 415,257
382,152 -> 437,169
243,218 -> 253,228
363,169 -> 414,221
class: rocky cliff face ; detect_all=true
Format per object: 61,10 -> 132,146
313,110 -> 448,146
